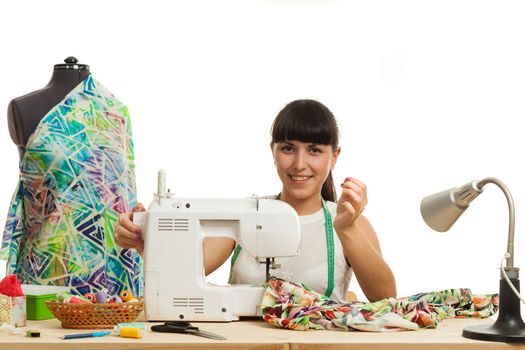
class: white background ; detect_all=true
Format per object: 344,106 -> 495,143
1,1 -> 525,306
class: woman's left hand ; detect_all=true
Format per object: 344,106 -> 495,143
333,177 -> 368,233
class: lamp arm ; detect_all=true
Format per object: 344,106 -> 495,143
476,177 -> 515,268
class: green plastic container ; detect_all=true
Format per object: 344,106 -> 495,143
26,293 -> 57,320
22,284 -> 70,320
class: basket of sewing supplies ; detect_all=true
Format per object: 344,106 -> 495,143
46,289 -> 143,329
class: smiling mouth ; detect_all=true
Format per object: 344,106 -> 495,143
288,174 -> 314,183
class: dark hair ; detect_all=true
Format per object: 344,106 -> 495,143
271,99 -> 340,202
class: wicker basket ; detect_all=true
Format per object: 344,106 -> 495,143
46,300 -> 144,329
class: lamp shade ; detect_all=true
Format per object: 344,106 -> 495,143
420,181 -> 483,232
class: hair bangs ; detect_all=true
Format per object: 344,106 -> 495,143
271,100 -> 339,147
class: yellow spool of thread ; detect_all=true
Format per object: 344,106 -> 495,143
119,327 -> 143,339
120,290 -> 134,302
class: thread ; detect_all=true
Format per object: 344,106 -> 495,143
95,289 -> 108,303
119,327 -> 143,339
26,330 -> 40,337
114,322 -> 146,331
84,293 -> 96,303
108,295 -> 122,303
120,290 -> 134,302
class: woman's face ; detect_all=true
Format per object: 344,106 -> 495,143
272,140 -> 340,201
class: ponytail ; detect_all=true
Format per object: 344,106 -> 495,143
321,171 -> 337,202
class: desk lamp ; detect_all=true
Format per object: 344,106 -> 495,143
420,177 -> 525,342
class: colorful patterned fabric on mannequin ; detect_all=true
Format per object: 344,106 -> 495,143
1,76 -> 143,297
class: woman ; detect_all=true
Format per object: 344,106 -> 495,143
115,99 -> 396,302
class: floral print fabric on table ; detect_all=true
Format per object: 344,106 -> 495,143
262,277 -> 498,332
0,75 -> 143,297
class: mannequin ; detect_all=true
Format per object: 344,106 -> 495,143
7,56 -> 90,159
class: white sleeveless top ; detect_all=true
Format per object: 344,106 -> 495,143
230,201 -> 353,301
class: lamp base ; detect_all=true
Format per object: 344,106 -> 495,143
463,277 -> 525,343
463,324 -> 525,343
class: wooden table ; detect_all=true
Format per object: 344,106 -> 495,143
2,318 -> 525,349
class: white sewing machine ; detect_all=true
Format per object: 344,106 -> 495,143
134,171 -> 301,321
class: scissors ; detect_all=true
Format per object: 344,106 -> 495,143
151,321 -> 227,340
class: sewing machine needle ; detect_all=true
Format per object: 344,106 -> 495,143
186,328 -> 227,340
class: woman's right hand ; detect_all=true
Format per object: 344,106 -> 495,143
115,203 -> 146,256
